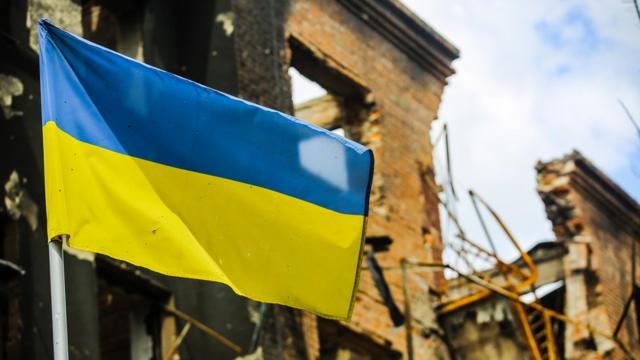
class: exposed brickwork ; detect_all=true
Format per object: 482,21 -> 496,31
300,312 -> 320,360
1,0 -> 457,358
233,0 -> 293,113
283,0 -> 457,357
537,151 -> 640,359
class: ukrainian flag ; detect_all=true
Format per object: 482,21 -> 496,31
39,20 -> 373,320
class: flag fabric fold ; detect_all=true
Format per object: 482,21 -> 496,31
38,19 -> 373,319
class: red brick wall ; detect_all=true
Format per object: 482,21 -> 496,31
570,182 -> 640,358
285,1 -> 451,357
537,153 -> 640,359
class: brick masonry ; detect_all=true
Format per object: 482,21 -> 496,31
0,0 -> 458,358
282,1 -> 457,358
537,151 -> 640,359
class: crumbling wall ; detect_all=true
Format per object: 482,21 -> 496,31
26,0 -> 82,51
1,1 -> 64,357
233,0 -> 293,113
440,297 -> 531,360
284,0 -> 457,358
537,151 -> 640,359
2,0 -> 458,358
1,0 -> 272,359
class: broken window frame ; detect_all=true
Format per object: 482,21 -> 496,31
95,256 -> 175,360
288,35 -> 374,144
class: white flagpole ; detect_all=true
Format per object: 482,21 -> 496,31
48,235 -> 69,360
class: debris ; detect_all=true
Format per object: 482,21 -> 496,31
4,170 -> 38,231
215,11 -> 235,37
0,74 -> 24,119
26,0 -> 82,51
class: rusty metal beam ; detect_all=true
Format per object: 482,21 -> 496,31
163,322 -> 192,360
512,302 -> 543,360
163,305 -> 242,353
468,189 -> 498,256
544,311 -> 557,360
467,190 -> 538,292
403,260 -> 635,359
439,289 -> 492,314
424,176 -> 528,281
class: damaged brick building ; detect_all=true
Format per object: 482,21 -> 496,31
536,152 -> 639,359
1,0 -> 459,359
4,1 -> 637,359
438,151 -> 639,359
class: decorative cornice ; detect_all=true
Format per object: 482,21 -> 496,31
570,155 -> 640,233
536,150 -> 640,237
337,0 -> 459,81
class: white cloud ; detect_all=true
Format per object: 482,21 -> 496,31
404,1 -> 640,260
289,67 -> 327,104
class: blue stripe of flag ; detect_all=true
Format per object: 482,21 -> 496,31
39,20 -> 373,216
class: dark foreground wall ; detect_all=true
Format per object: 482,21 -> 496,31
1,1 -> 460,359
0,0 -> 293,359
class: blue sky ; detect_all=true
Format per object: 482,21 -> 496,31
535,6 -> 602,55
290,1 -> 640,264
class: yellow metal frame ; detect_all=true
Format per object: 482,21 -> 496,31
544,311 -> 557,360
421,180 -> 633,358
512,301 -> 543,360
404,261 -> 634,358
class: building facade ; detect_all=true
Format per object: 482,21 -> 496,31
0,0 -> 458,359
436,152 -> 640,360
